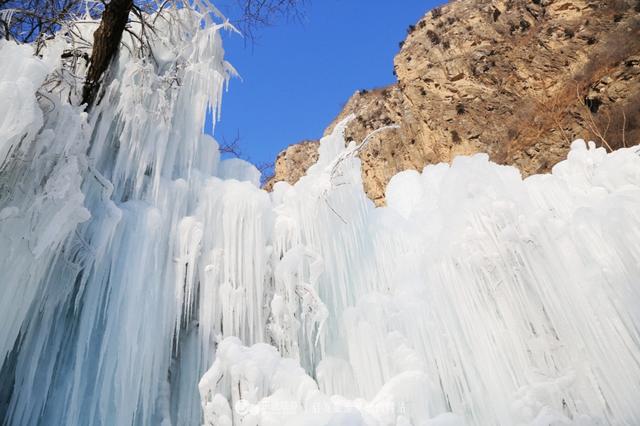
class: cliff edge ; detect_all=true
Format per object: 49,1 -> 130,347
265,0 -> 640,204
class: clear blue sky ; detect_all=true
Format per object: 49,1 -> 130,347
207,1 -> 441,172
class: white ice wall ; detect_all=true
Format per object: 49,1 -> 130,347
201,130 -> 640,426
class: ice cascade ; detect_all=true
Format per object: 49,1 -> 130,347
1,7 -> 640,426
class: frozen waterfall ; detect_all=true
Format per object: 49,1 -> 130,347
1,6 -> 640,426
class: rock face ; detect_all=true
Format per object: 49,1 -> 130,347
263,140 -> 319,191
266,0 -> 640,205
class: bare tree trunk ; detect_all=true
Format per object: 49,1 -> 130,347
81,0 -> 132,108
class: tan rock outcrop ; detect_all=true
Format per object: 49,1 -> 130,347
263,140 -> 320,191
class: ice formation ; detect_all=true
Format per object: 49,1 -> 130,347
1,5 -> 640,426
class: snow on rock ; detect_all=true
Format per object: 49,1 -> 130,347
1,5 -> 640,426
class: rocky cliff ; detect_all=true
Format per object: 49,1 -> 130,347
265,0 -> 640,204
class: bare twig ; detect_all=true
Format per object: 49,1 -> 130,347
575,83 -> 613,152
329,121 -> 400,180
323,198 -> 347,224
622,110 -> 627,148
219,129 -> 243,157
